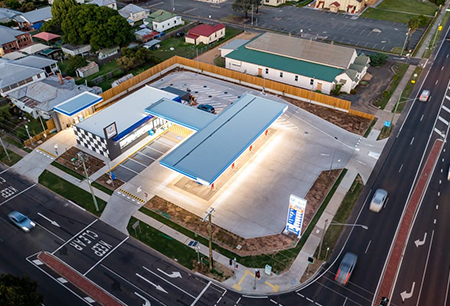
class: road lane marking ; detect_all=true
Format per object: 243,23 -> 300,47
35,222 -> 65,242
100,265 -> 164,305
51,219 -> 97,255
0,184 -> 35,206
136,273 -> 168,293
434,128 -> 446,138
191,281 -> 211,305
442,66 -> 445,70
439,116 -> 449,125
414,230 -> 435,306
414,232 -> 427,247
365,240 -> 371,254
83,236 -> 129,276
0,169 -> 8,175
399,164 -> 404,172
436,205 -> 439,209
436,80 -> 439,85
444,269 -> 450,305
420,114 -> 424,121
410,137 -> 415,145
142,266 -> 195,298
400,282 -> 415,302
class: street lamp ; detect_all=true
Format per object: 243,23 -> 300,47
78,152 -> 99,212
390,92 -> 415,130
318,219 -> 368,260
329,136 -> 338,174
400,28 -> 410,56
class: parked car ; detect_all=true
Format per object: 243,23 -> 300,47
335,252 -> 357,285
369,189 -> 388,213
176,32 -> 185,37
419,89 -> 430,102
197,104 -> 215,114
8,211 -> 35,232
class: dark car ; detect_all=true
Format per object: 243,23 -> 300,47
176,32 -> 185,37
8,211 -> 35,232
380,297 -> 389,306
197,104 -> 215,114
335,252 -> 357,285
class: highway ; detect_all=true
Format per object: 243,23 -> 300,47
0,167 -> 242,306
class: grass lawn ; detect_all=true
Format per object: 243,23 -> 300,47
134,169 -> 347,273
15,118 -> 45,138
51,161 -> 85,180
397,66 -> 423,113
316,175 -> 364,260
0,149 -> 22,166
3,137 -> 31,152
362,0 -> 437,23
91,182 -> 114,195
39,170 -> 107,216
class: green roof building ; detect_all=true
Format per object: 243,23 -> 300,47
145,9 -> 183,32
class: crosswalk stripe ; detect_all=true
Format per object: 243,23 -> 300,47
442,105 -> 450,113
438,116 -> 449,125
446,95 -> 450,100
434,127 -> 446,138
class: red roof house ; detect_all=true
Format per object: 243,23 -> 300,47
185,23 -> 225,45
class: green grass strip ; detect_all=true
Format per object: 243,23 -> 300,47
91,182 -> 114,196
51,161 -> 85,180
135,169 -> 348,272
316,175 -> 364,259
39,170 -> 106,216
0,149 -> 22,166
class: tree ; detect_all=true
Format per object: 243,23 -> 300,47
405,17 -> 420,52
51,0 -> 78,24
369,53 -> 388,67
417,15 -> 428,28
61,4 -> 133,51
66,55 -> 88,76
19,2 -> 35,12
232,0 -> 259,19
5,0 -> 21,9
0,274 -> 43,306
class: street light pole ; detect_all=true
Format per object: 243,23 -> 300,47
432,23 -> 441,48
78,152 -> 99,212
318,219 -> 328,260
400,28 -> 410,56
24,125 -> 34,146
202,208 -> 215,271
0,137 -> 11,161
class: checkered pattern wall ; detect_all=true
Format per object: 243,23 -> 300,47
73,126 -> 110,158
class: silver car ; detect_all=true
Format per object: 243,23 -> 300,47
419,90 -> 430,102
369,189 -> 388,213
335,252 -> 357,285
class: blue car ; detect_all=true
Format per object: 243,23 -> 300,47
197,104 -> 215,114
8,211 -> 35,232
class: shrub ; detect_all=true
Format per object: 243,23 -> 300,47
369,53 -> 388,67
350,89 -> 357,94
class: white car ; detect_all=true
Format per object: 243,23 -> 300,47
369,189 -> 388,213
419,90 -> 430,102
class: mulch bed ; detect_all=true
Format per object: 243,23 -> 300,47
144,169 -> 341,257
55,146 -> 105,176
94,173 -> 125,191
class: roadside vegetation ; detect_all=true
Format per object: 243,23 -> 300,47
373,63 -> 409,110
39,170 -> 106,216
0,149 -> 22,166
362,0 -> 438,23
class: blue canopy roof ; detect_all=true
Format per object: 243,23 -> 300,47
54,92 -> 102,117
160,94 -> 287,185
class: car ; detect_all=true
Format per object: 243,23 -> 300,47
197,104 -> 215,114
335,252 -> 357,285
8,211 -> 35,232
419,89 -> 430,102
369,189 -> 388,212
176,32 -> 185,37
380,297 -> 389,306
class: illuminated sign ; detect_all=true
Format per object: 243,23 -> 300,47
285,194 -> 307,237
103,122 -> 117,140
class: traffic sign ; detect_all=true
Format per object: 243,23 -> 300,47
384,121 -> 391,128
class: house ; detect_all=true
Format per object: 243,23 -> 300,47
263,0 -> 288,6
224,32 -> 370,94
20,43 -> 50,55
14,55 -> 59,75
314,0 -> 381,14
61,44 -> 91,57
185,23 -> 225,45
0,59 -> 47,96
0,25 -> 33,56
13,7 -> 52,30
32,32 -> 61,46
7,74 -> 102,129
88,0 -> 117,10
97,46 -> 120,60
145,10 -> 182,32
119,4 -> 148,26
76,61 -> 99,78
48,0 -> 85,4
0,8 -> 21,23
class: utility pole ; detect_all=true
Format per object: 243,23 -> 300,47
78,152 -> 99,212
0,137 -> 11,161
251,4 -> 254,27
38,114 -> 46,138
202,208 -> 215,271
24,125 -> 34,146
330,137 -> 338,173
400,28 -> 410,56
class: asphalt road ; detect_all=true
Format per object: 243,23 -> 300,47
0,166 -> 242,306
145,0 -> 423,52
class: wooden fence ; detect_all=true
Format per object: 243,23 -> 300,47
100,55 -> 374,120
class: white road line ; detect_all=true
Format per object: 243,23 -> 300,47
51,219 -> 97,255
436,80 -> 439,85
297,293 -> 304,297
420,114 -> 424,121
446,95 -> 450,100
191,281 -> 211,305
439,116 -> 449,125
26,257 -> 91,305
35,223 -> 65,242
365,240 -> 372,254
436,205 -> 439,209
434,128 -> 446,138
118,164 -> 139,174
443,105 -> 450,113
0,184 -> 35,207
0,168 -> 8,174
306,297 -> 314,303
142,266 -> 195,299
415,230 -> 435,306
136,151 -> 156,161
100,264 -> 167,306
410,137 -> 415,145
84,236 -> 129,276
269,299 -> 277,304
399,164 -> 404,173
444,269 -> 450,306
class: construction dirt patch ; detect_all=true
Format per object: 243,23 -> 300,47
55,147 -> 105,176
144,169 -> 342,259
